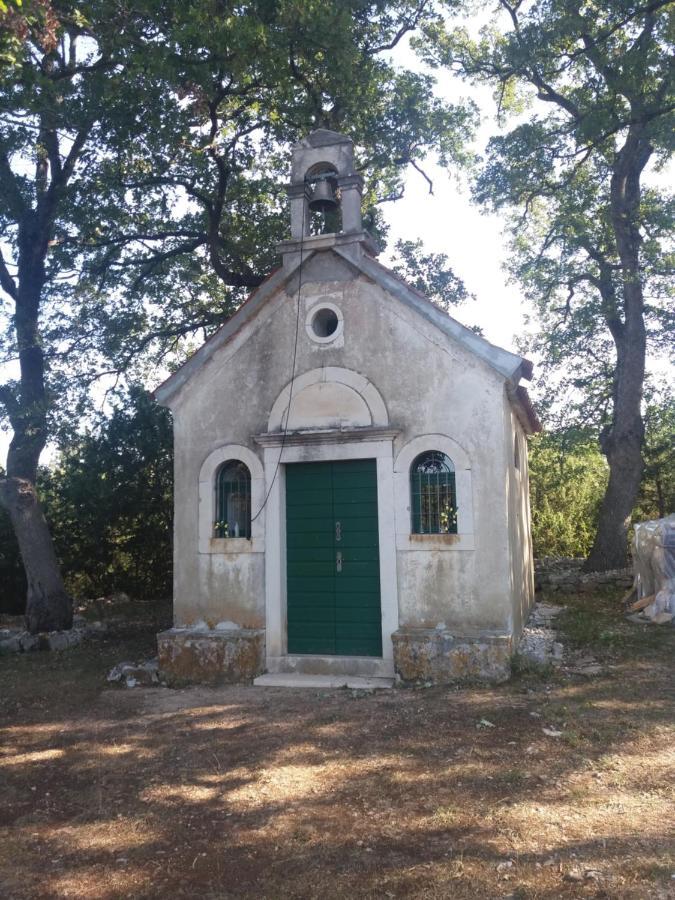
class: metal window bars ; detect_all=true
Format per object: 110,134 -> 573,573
410,451 -> 458,535
214,460 -> 252,539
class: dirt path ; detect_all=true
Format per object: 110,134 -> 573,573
0,595 -> 674,899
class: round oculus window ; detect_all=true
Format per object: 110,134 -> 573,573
311,307 -> 339,338
305,302 -> 343,344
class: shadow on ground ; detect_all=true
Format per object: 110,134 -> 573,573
0,592 -> 673,899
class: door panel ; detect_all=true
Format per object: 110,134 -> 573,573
286,459 -> 382,657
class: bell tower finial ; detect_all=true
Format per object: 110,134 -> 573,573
287,129 -> 364,239
278,129 -> 378,267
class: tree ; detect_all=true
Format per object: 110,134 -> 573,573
0,1 -> 58,70
0,1 -> 475,629
635,384 -> 675,521
423,1 -> 674,569
0,485 -> 26,613
41,386 -> 174,600
75,1 -> 475,373
0,1 -> 155,631
528,429 -> 608,558
391,237 -> 474,312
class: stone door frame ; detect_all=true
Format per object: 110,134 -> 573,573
255,428 -> 399,678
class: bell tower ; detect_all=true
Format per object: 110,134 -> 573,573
279,129 -> 378,267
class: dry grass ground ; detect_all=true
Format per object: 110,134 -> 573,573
0,591 -> 673,899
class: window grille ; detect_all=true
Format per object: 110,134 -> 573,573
214,461 -> 251,539
410,451 -> 457,534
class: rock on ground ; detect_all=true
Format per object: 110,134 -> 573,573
107,659 -> 160,688
0,618 -> 107,655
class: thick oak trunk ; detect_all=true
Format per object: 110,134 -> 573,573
0,224 -> 73,631
0,476 -> 72,633
583,128 -> 650,573
584,409 -> 643,572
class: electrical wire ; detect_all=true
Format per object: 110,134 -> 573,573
251,194 -> 307,523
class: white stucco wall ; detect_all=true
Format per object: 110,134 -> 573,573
504,400 -> 535,637
166,251 -> 528,640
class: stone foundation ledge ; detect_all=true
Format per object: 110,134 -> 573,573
157,627 -> 265,685
392,628 -> 512,684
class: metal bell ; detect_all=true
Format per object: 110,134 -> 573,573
308,177 -> 338,213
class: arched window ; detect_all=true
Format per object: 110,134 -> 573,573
215,461 -> 251,539
410,451 -> 457,535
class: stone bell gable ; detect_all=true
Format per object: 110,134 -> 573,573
155,129 -> 539,687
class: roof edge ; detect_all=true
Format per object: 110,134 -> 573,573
352,253 -> 529,384
153,256 -> 310,406
507,383 -> 542,435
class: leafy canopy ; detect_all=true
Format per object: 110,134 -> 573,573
0,0 -> 477,441
420,0 -> 674,427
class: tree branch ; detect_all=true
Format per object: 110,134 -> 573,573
367,0 -> 430,53
0,147 -> 28,219
0,384 -> 20,428
497,0 -> 583,121
0,248 -> 18,301
410,158 -> 434,194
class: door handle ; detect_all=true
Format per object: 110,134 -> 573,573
336,551 -> 343,573
335,521 -> 341,542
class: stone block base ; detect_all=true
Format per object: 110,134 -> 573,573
392,628 -> 512,684
157,628 -> 265,685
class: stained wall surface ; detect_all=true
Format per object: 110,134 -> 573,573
166,248 -> 532,640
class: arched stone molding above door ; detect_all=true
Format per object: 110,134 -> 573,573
267,366 -> 389,432
393,433 -> 475,551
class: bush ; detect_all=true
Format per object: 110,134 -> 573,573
40,386 -> 174,600
528,430 -> 608,558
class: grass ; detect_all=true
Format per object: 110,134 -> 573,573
555,589 -> 673,657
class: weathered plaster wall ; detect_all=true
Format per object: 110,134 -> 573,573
504,401 -> 535,638
169,249 -> 518,638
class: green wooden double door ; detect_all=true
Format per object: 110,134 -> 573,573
286,459 -> 382,657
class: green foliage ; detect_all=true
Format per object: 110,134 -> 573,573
0,1 -> 58,72
421,0 -> 674,428
423,1 -> 674,566
0,0 -> 477,434
39,386 -> 173,600
528,388 -> 673,559
528,430 -> 608,558
390,238 -> 474,313
635,386 -> 675,521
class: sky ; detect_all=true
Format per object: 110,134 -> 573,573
381,160 -> 527,349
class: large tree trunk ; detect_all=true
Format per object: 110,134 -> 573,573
584,334 -> 644,571
584,127 -> 650,573
0,476 -> 72,633
0,223 -> 73,632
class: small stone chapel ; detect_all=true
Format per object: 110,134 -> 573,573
155,129 -> 540,687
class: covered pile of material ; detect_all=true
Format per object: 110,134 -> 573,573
627,515 -> 675,625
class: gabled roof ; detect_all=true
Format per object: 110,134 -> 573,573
153,242 -> 540,433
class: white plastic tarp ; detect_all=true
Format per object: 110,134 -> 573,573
632,514 -> 675,620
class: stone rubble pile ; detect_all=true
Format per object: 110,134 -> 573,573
518,602 -> 606,676
0,614 -> 107,655
107,658 -> 161,688
629,515 -> 675,625
518,602 -> 565,667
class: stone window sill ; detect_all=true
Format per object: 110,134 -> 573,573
396,532 -> 475,552
206,537 -> 264,555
